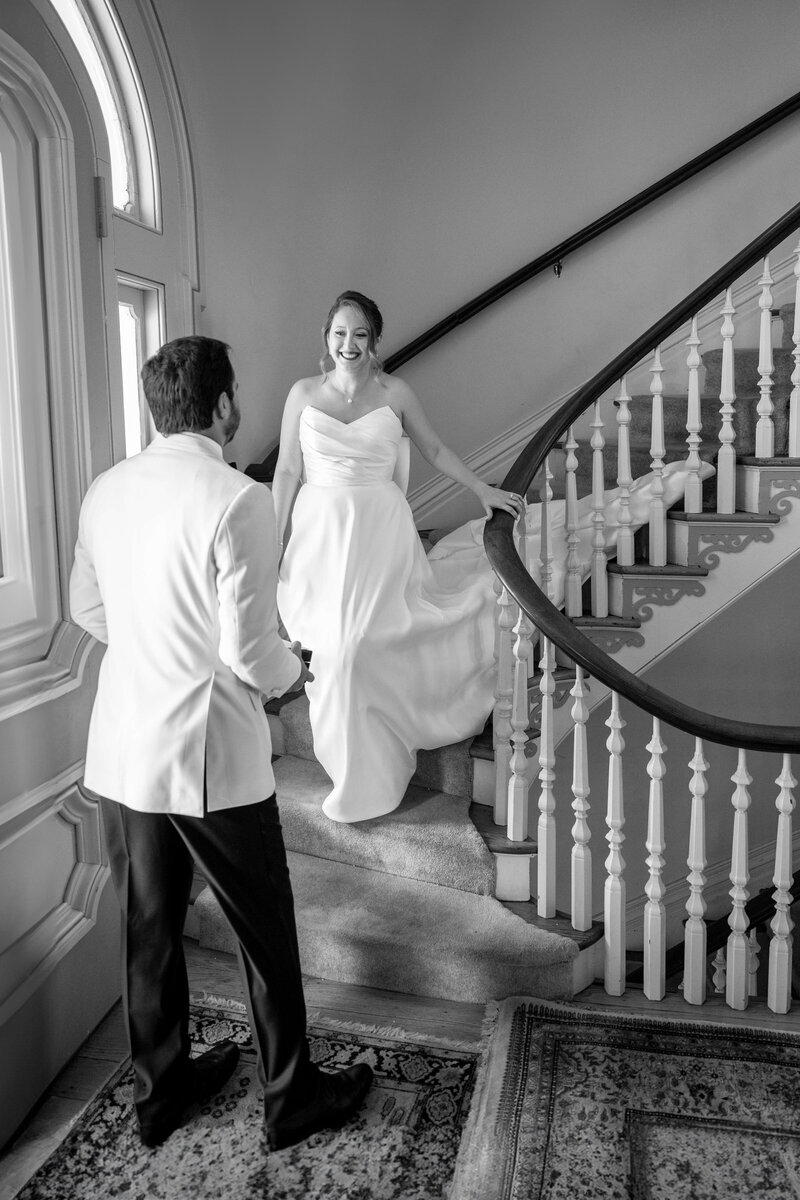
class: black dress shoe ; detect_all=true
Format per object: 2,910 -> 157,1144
265,1062 -> 374,1151
138,1040 -> 240,1148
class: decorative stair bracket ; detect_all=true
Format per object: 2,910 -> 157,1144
667,511 -> 779,570
606,563 -> 708,622
736,460 -> 800,515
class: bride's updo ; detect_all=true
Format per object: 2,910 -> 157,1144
320,290 -> 384,378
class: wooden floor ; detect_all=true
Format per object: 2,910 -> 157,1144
0,940 -> 486,1199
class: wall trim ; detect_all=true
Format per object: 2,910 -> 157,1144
0,769 -> 110,1026
0,623 -> 95,723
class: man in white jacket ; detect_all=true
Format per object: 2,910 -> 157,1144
70,335 -> 371,1151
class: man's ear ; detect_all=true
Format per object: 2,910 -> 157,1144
215,390 -> 232,420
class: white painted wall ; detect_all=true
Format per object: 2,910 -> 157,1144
155,0 -> 800,525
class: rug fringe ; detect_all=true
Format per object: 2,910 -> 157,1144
190,991 -> 247,1014
305,1014 -> 482,1052
192,993 -> 483,1051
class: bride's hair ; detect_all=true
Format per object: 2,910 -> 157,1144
320,290 -> 385,380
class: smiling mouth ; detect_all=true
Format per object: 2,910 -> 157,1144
339,351 -> 360,360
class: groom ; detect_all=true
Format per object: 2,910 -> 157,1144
69,335 -> 372,1150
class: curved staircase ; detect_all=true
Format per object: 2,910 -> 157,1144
192,420 -> 799,1010
194,213 -> 800,1013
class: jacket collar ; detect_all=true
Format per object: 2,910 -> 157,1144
150,431 -> 225,461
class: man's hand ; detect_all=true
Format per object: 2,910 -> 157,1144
281,640 -> 313,696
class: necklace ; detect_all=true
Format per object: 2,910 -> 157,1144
331,376 -> 360,404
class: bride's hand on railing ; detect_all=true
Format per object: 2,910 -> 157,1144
476,483 -> 525,520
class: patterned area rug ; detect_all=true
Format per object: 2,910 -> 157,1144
16,994 -> 479,1200
450,997 -> 800,1200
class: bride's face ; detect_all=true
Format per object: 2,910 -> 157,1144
327,306 -> 371,373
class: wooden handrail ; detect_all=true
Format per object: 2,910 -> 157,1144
384,88 -> 800,374
483,199 -> 800,755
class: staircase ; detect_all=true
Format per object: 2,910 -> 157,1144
192,437 -> 797,1004
195,242 -> 800,1011
195,431 -> 799,1009
193,692 -> 587,1003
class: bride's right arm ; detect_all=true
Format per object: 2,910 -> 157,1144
271,382 -> 306,553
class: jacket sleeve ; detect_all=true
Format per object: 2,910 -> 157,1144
214,482 -> 302,698
69,486 -> 109,645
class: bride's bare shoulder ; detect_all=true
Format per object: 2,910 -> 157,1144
378,372 -> 415,402
285,374 -> 325,407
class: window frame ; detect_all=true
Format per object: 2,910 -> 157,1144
0,0 -> 199,718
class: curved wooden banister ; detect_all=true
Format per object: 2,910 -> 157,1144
384,88 -> 800,375
484,199 -> 800,755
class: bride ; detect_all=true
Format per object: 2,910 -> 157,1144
273,290 -> 523,823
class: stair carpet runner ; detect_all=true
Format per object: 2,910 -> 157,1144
194,322 -> 800,1004
194,693 -> 578,1004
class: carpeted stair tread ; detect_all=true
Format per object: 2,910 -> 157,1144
273,691 -> 476,800
276,693 -> 317,761
274,755 -> 495,895
194,853 -> 577,1003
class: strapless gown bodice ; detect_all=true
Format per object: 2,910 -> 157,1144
277,405 -> 496,823
300,405 -> 401,486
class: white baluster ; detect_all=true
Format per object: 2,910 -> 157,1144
508,604 -> 534,843
564,426 -> 583,616
726,749 -> 752,1010
768,753 -> 796,1014
570,666 -> 591,931
615,378 -> 635,567
648,346 -> 667,565
712,948 -> 726,994
789,240 -> 800,459
717,288 -> 737,514
643,718 -> 667,1001
493,577 -> 516,827
747,929 -> 760,997
539,454 -> 554,605
755,256 -> 775,458
517,497 -> 537,676
683,738 -> 709,1005
536,636 -> 556,915
590,401 -> 609,615
604,692 -> 626,996
684,317 -> 704,514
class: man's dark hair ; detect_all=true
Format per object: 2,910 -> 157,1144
141,336 -> 234,435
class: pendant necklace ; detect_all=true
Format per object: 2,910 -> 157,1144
333,377 -> 356,404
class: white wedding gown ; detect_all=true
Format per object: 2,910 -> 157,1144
277,405 -> 496,823
277,404 -> 714,824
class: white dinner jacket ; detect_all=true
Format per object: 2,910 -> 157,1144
69,432 -> 301,816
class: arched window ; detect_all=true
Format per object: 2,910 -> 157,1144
47,0 -> 157,222
45,0 -> 199,459
0,0 -> 198,694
